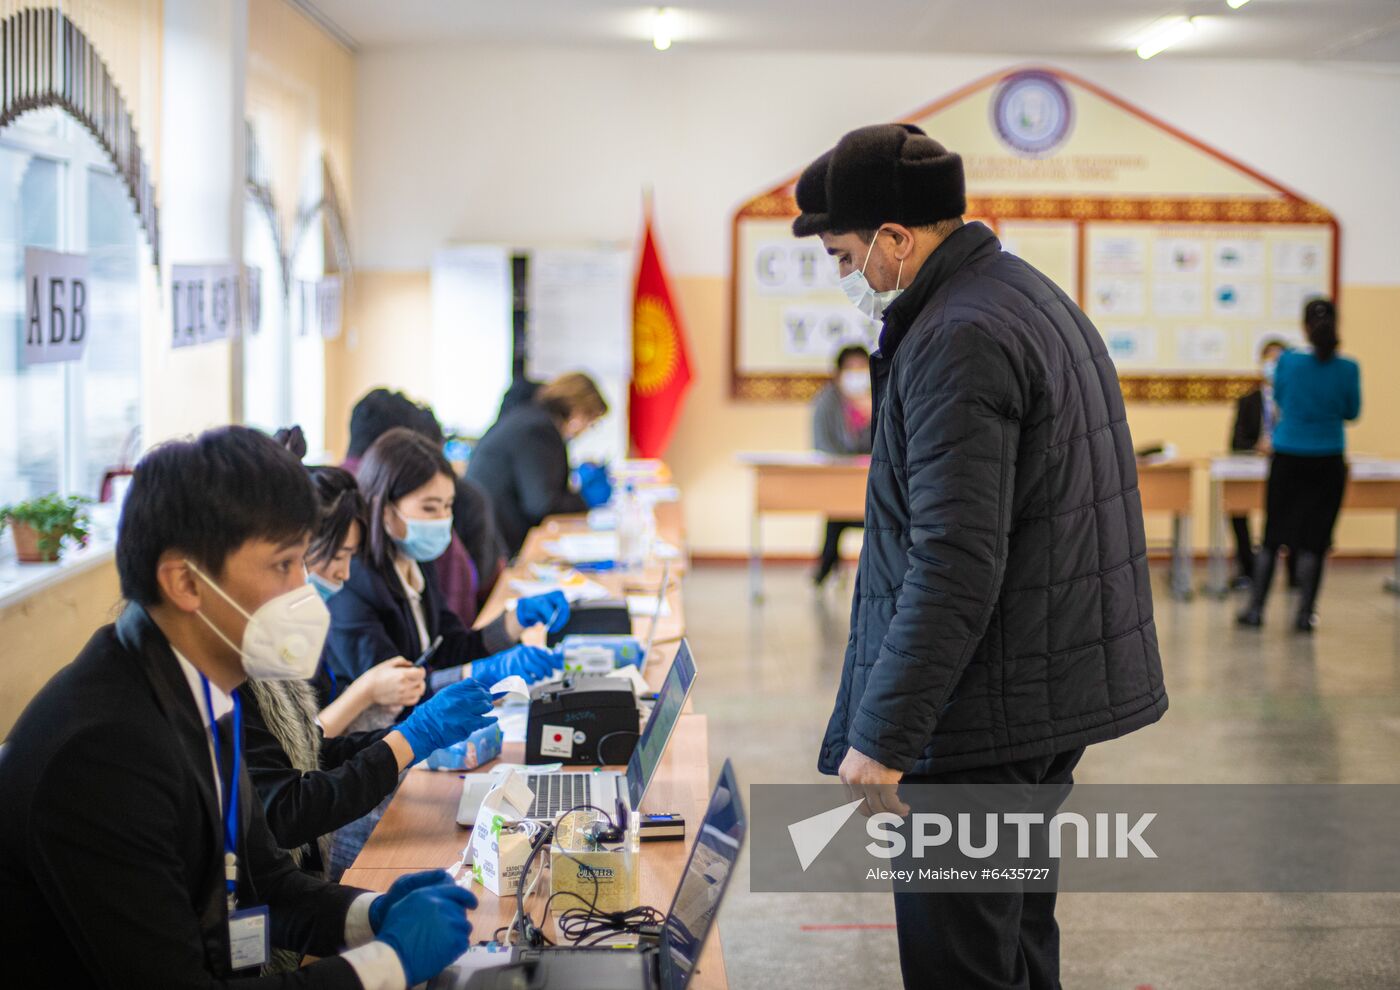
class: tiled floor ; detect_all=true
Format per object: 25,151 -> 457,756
684,560 -> 1400,989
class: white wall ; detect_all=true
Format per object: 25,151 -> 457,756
354,47 -> 1400,285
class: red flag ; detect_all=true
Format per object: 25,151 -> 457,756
629,205 -> 693,458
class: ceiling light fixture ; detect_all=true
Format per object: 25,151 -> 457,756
1226,0 -> 1251,8
653,7 -> 676,51
1136,16 -> 1196,59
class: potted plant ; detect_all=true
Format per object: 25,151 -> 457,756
1,494 -> 93,564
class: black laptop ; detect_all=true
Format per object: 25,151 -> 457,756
438,758 -> 745,990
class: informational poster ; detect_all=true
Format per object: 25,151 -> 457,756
243,265 -> 263,337
1082,223 -> 1331,374
23,247 -> 89,365
171,263 -> 241,348
316,275 -> 343,340
732,65 -> 1338,402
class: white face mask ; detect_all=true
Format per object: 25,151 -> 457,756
839,370 -> 871,398
186,560 -> 330,681
839,228 -> 905,321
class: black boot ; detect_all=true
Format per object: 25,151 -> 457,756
1293,551 -> 1324,633
1237,546 -> 1277,627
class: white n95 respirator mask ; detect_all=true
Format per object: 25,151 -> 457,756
186,560 -> 330,681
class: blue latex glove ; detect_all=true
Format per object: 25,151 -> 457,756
468,644 -> 556,686
516,590 -> 571,633
376,883 -> 477,986
396,679 -> 495,761
369,869 -> 455,933
577,462 -> 613,509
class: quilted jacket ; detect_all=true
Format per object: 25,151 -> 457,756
819,221 -> 1168,777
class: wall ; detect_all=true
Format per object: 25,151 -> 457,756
344,47 -> 1400,555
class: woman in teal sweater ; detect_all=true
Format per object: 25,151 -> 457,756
1239,298 -> 1361,632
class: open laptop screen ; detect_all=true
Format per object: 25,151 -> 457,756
659,760 -> 745,990
624,640 -> 695,811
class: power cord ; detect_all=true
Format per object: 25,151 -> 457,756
595,730 -> 640,765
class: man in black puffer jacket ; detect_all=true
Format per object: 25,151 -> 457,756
795,124 -> 1168,988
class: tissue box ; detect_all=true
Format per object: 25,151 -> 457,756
559,635 -> 644,672
467,769 -> 537,897
424,721 -> 503,771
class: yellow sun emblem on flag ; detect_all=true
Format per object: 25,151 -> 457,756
633,295 -> 678,396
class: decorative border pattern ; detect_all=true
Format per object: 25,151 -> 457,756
733,372 -> 1265,404
0,7 -> 160,266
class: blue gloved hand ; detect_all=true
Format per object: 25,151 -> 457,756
516,590 -> 571,633
577,462 -> 613,509
396,678 -> 495,761
375,882 -> 477,986
369,869 -> 455,933
468,644 -> 556,686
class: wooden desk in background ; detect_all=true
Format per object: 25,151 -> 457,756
737,452 -> 869,601
739,452 -> 1195,601
344,500 -> 727,987
1136,459 -> 1195,601
1204,455 -> 1400,596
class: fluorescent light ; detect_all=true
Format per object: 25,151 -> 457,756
1227,0 -> 1251,8
1136,16 -> 1195,59
653,7 -> 676,51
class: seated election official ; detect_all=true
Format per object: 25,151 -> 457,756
810,344 -> 874,587
240,463 -> 494,925
325,427 -> 566,694
467,372 -> 612,556
0,425 -> 477,989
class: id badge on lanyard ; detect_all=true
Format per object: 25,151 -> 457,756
201,676 -> 268,971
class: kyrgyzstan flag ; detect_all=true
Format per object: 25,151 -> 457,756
629,203 -> 693,458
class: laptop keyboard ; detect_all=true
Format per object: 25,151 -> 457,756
525,773 -> 593,819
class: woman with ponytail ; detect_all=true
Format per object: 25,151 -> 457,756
1238,298 -> 1361,632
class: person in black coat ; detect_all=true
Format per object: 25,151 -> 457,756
1228,338 -> 1288,588
0,426 -> 475,989
793,125 -> 1167,989
467,372 -> 612,556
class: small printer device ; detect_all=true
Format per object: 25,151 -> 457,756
525,674 -> 640,766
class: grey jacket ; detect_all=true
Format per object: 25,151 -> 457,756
811,384 -> 872,455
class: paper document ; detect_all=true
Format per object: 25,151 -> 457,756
627,594 -> 672,618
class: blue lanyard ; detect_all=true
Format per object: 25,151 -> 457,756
324,662 -> 339,701
200,675 -> 242,909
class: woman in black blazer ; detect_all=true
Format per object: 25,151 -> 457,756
324,428 -> 564,696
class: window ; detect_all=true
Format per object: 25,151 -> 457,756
0,108 -> 143,510
239,169 -> 327,459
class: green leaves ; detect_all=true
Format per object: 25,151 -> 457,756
1,493 -> 93,559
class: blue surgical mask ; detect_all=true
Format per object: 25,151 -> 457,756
839,228 -> 904,321
393,508 -> 454,562
307,571 -> 343,603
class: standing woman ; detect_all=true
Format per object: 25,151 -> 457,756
1238,298 -> 1361,632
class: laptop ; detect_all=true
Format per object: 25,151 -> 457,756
437,759 -> 746,990
458,639 -> 696,826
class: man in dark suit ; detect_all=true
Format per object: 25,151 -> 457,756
0,426 -> 476,988
1230,339 -> 1288,588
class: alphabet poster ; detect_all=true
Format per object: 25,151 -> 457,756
731,66 -> 1338,402
170,263 -> 241,349
24,248 -> 90,366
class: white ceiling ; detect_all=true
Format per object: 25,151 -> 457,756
297,0 -> 1400,61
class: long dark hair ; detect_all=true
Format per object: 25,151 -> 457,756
1304,298 -> 1339,363
306,466 -> 367,567
357,427 -> 454,578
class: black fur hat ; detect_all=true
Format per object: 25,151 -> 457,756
792,123 -> 965,238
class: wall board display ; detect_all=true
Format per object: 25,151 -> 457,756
730,66 -> 1338,403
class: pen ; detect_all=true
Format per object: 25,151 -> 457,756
414,634 -> 444,667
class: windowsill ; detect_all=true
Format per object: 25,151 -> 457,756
0,536 -> 117,611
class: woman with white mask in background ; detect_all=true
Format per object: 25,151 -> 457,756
810,344 -> 875,587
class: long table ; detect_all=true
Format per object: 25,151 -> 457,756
739,451 -> 1196,601
341,498 -> 729,988
1203,455 -> 1400,597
